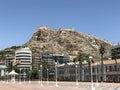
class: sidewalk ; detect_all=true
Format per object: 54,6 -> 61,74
0,81 -> 120,90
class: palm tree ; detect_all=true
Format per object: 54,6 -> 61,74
77,54 -> 86,81
85,55 -> 94,82
73,54 -> 95,82
99,44 -> 105,82
111,49 -> 118,82
42,61 -> 50,79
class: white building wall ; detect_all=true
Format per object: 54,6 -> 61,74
0,65 -> 7,77
15,47 -> 32,70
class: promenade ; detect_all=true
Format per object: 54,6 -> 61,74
0,81 -> 120,90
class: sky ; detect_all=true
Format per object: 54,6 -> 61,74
0,0 -> 120,50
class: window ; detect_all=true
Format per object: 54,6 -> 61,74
109,66 -> 112,71
114,65 -> 117,71
106,66 -> 108,72
92,67 -> 95,73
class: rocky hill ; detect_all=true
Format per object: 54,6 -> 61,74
25,26 -> 113,61
0,26 -> 114,63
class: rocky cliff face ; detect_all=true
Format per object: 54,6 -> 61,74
0,26 -> 114,62
23,26 -> 113,61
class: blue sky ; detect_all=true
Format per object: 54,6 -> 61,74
0,0 -> 120,50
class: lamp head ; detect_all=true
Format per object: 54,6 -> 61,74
89,56 -> 92,59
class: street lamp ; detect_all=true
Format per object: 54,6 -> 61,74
89,56 -> 95,90
55,62 -> 58,87
19,68 -> 22,84
29,70 -> 31,84
95,63 -> 99,87
82,60 -> 87,81
23,71 -> 26,83
75,63 -> 78,86
6,71 -> 9,84
40,65 -> 43,86
38,69 -> 40,84
47,68 -> 49,85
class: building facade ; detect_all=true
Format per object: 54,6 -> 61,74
57,59 -> 120,82
15,47 -> 32,70
41,54 -> 70,79
0,63 -> 7,79
89,60 -> 120,82
57,62 -> 82,81
32,53 -> 41,69
5,56 -> 14,69
42,54 -> 70,64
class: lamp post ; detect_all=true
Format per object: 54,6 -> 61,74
29,70 -> 31,84
38,70 -> 40,84
19,68 -> 22,84
23,71 -> 26,83
89,56 -> 95,90
47,68 -> 49,85
95,63 -> 99,87
55,62 -> 58,87
82,60 -> 87,81
75,63 -> 78,86
106,68 -> 109,82
6,71 -> 9,84
40,65 -> 43,86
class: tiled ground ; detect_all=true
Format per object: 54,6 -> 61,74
0,81 -> 120,90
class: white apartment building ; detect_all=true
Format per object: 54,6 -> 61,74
15,47 -> 32,70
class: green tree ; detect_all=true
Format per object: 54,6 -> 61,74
42,61 -> 50,79
77,54 -> 85,81
7,61 -> 13,72
99,44 -> 105,82
111,49 -> 118,82
85,55 -> 94,81
73,53 -> 86,81
30,69 -> 39,80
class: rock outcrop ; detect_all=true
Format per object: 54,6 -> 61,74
0,26 -> 114,62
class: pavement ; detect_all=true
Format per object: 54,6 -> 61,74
0,80 -> 120,90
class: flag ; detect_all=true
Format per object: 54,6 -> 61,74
13,60 -> 21,66
15,60 -> 21,65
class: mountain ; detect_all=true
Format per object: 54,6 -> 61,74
0,26 -> 114,63
25,26 -> 113,61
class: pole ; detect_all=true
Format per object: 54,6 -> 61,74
55,64 -> 58,87
29,70 -> 31,84
6,71 -> 9,84
95,63 -> 99,87
89,56 -> 95,90
47,68 -> 49,85
75,64 -> 78,86
91,64 -> 95,90
38,70 -> 40,84
40,65 -> 43,86
23,71 -> 26,83
19,68 -> 21,84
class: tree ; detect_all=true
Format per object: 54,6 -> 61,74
73,53 -> 86,81
99,44 -> 105,82
73,53 -> 94,82
77,54 -> 85,81
85,55 -> 94,81
42,61 -> 50,79
7,61 -> 13,72
30,69 -> 39,80
111,49 -> 118,82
